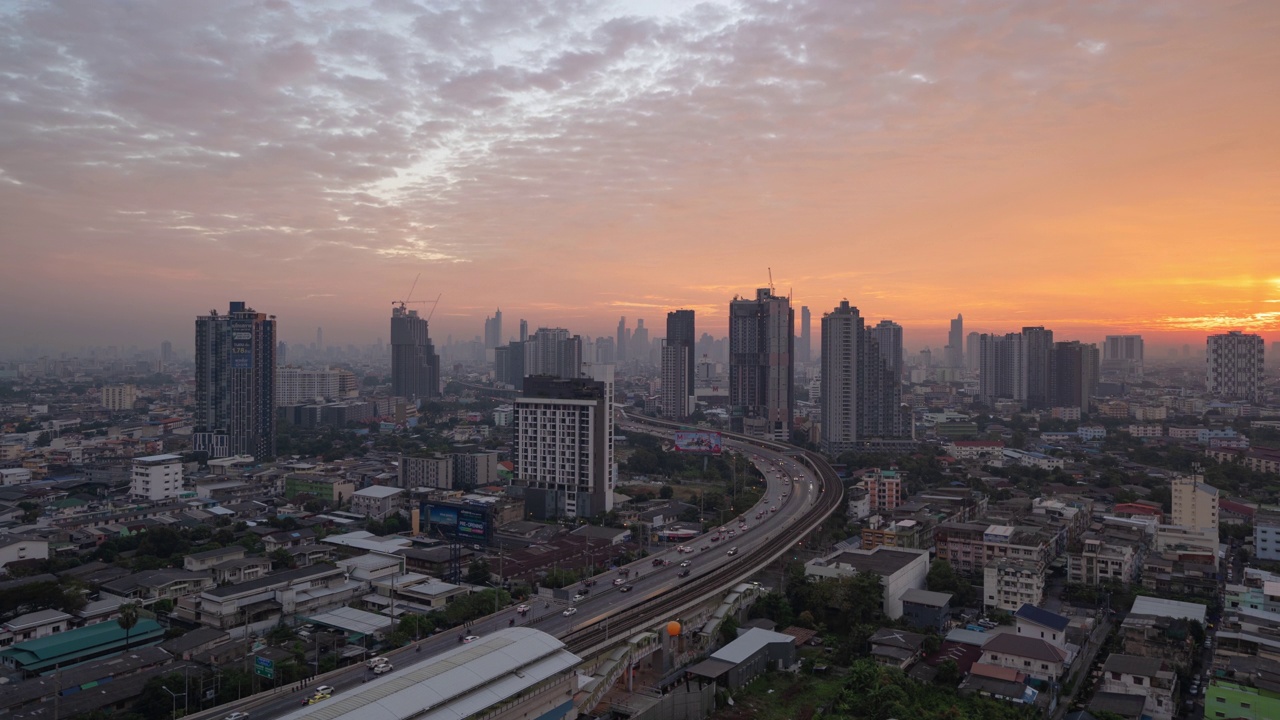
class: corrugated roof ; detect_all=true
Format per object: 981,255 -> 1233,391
901,588 -> 953,608
0,619 -> 163,671
983,633 -> 1068,663
1015,604 -> 1070,632
711,628 -> 797,664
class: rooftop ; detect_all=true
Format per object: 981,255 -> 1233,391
353,485 -> 405,499
1015,604 -> 1070,633
983,633 -> 1069,663
901,588 -> 952,608
1129,595 -> 1207,623
711,627 -> 798,664
202,564 -> 339,598
1103,654 -> 1169,678
817,546 -> 927,576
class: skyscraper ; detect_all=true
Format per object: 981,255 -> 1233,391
494,341 -> 526,391
631,319 -> 649,363
729,288 -> 794,441
1052,341 -> 1100,413
978,332 -> 1026,406
616,316 -> 627,363
946,314 -> 964,368
662,309 -> 696,419
316,326 -> 323,351
194,301 -> 276,459
484,309 -> 503,349
594,336 -> 616,364
277,340 -> 288,366
820,302 -> 909,456
519,319 -> 529,343
528,328 -> 582,379
515,374 -> 614,519
160,340 -> 175,365
1103,335 -> 1145,381
871,320 -> 904,381
965,331 -> 981,372
1021,326 -> 1055,409
799,306 -> 812,365
391,305 -> 440,401
1206,331 -> 1265,403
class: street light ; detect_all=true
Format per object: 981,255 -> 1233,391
161,686 -> 186,720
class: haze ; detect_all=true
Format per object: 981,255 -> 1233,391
1,0 -> 1277,353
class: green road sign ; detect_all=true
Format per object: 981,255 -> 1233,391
254,656 -> 274,679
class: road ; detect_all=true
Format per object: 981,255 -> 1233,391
196,421 -> 822,720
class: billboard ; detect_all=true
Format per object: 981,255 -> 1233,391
230,323 -> 253,370
428,506 -> 458,526
673,431 -> 723,455
457,508 -> 487,539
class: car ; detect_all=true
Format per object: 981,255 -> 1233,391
305,694 -> 331,705
727,547 -> 738,556
224,713 -> 251,720
710,535 -> 720,542
572,593 -> 585,602
620,585 -> 633,592
614,578 -> 626,585
373,662 -> 394,674
770,506 -> 777,513
756,513 -> 764,519
701,545 -> 710,551
653,557 -> 666,566
563,607 -> 577,616
316,686 -> 335,696
781,493 -> 788,499
516,604 -> 530,613
463,635 -> 480,644
680,560 -> 692,567
678,568 -> 691,577
727,530 -> 736,537
366,657 -> 389,669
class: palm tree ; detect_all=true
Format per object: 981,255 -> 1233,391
118,603 -> 139,650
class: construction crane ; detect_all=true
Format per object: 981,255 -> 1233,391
425,293 -> 442,322
768,267 -> 774,294
392,273 -> 428,310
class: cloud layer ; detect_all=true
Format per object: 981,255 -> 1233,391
1,0 -> 1277,351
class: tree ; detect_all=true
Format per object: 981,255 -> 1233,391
719,614 -> 739,645
466,559 -> 492,585
935,659 -> 961,685
270,548 -> 296,571
659,484 -> 674,500
118,603 -> 139,651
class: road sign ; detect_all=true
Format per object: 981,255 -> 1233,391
254,656 -> 274,679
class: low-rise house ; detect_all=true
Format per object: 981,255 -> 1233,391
0,619 -> 164,677
286,543 -> 335,567
984,559 -> 1045,612
183,546 -> 246,572
869,627 -> 927,669
687,627 -> 797,690
804,546 -> 929,619
1100,654 -> 1178,720
263,528 -> 317,553
981,632 -> 1068,684
99,569 -> 215,606
1204,655 -> 1280,720
1014,604 -> 1070,652
0,609 -> 73,648
211,556 -> 272,584
186,564 -> 357,630
900,589 -> 953,632
1119,596 -> 1207,670
349,485 -> 405,520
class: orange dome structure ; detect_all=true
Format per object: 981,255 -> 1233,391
666,621 -> 681,637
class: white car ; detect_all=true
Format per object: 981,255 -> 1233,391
373,662 -> 393,675
516,604 -> 530,613
572,593 -> 585,602
316,686 -> 335,696
224,714 -> 251,720
463,635 -> 480,644
614,578 -> 626,585
680,560 -> 692,567
563,607 -> 577,617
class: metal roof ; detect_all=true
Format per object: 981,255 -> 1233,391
1129,595 -> 1207,623
272,628 -> 579,720
901,588 -> 953,608
711,627 -> 797,664
1014,604 -> 1070,632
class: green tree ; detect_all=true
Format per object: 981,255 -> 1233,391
935,658 -> 961,685
269,548 -> 296,571
466,559 -> 492,585
659,484 -> 674,500
719,614 -> 739,645
118,603 -> 140,651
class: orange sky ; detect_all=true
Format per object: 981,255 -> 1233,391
0,1 -> 1277,353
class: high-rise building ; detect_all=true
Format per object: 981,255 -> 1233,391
131,454 -> 184,501
514,373 -> 614,519
1272,341 -> 1280,373
1171,475 -> 1219,535
316,327 -> 323,351
820,301 -> 909,455
1052,341 -> 1100,414
194,301 -> 277,459
390,305 -> 440,401
102,384 -> 137,411
494,341 -> 526,390
660,342 -> 690,419
275,367 -> 358,406
519,319 -> 529,343
616,316 -> 627,363
484,309 -> 503,349
1021,326 -> 1055,409
663,310 -> 696,416
528,328 -> 581,379
631,319 -> 649,363
978,332 -> 1026,406
965,331 -> 981,372
799,306 -> 812,365
160,340 -> 175,365
729,288 -> 794,441
277,340 -> 288,366
1206,331 -> 1265,403
1103,335 -> 1145,381
594,337 -> 616,365
871,320 -> 904,381
946,314 -> 964,368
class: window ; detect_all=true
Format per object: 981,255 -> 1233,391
1133,677 -> 1143,686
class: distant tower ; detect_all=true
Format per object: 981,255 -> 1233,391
194,302 -> 277,459
871,320 -> 904,381
821,301 -> 908,455
484,309 -> 503,350
616,316 -> 628,363
391,305 -> 440,400
519,319 -> 529,343
1206,331 -> 1264,403
799,306 -> 812,364
1103,335 -> 1145,381
160,340 -> 175,365
316,327 -> 323,351
1021,326 -> 1055,409
729,289 -> 794,440
632,319 -> 649,363
277,340 -> 288,366
662,310 -> 696,418
965,332 -> 981,372
947,314 -> 964,368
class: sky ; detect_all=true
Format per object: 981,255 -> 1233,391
1,0 -> 1278,355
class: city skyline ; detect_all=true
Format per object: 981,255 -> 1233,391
2,2 -> 1278,352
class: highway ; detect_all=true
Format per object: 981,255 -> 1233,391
194,414 -> 838,720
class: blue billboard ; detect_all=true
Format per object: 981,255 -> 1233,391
428,506 -> 458,526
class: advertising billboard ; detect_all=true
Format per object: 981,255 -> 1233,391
673,431 -> 723,455
457,508 -> 488,539
428,505 -> 458,526
230,323 -> 253,370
